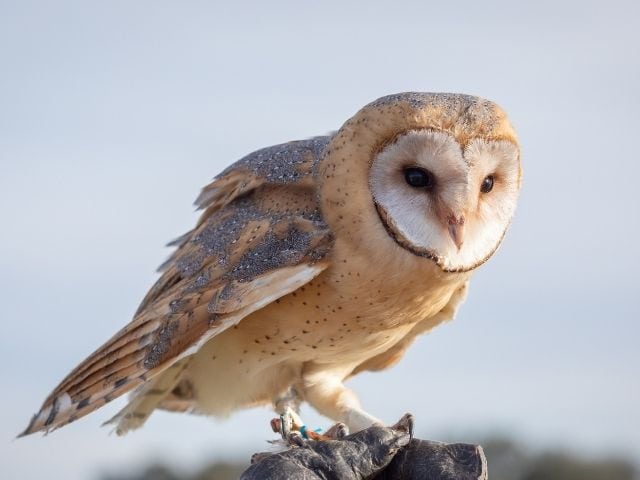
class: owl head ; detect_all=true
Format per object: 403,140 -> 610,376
319,92 -> 521,273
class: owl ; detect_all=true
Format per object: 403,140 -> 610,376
21,92 -> 521,438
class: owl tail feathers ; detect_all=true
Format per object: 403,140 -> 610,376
17,392 -> 75,438
102,358 -> 190,436
17,368 -> 152,439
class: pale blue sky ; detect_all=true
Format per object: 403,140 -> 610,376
1,1 -> 639,478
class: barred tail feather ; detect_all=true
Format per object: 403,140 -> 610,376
103,358 -> 190,436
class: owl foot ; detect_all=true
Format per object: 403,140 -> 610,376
270,408 -> 347,442
323,422 -> 348,439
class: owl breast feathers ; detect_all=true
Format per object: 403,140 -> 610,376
21,92 -> 520,436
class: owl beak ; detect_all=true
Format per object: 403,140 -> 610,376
447,215 -> 465,250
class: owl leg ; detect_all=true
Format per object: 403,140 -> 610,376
272,387 -> 304,438
301,374 -> 383,433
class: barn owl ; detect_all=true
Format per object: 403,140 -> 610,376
21,92 -> 521,438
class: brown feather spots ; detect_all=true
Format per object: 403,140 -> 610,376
44,397 -> 62,427
145,389 -> 167,396
114,377 -> 129,389
77,397 -> 90,410
168,299 -> 186,314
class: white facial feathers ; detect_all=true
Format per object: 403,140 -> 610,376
369,130 -> 520,272
369,131 -> 464,261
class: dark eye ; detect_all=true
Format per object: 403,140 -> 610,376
404,167 -> 435,189
481,175 -> 494,193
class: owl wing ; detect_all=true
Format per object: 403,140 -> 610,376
20,137 -> 333,436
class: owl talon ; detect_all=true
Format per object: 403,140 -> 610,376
286,431 -> 305,447
323,422 -> 348,439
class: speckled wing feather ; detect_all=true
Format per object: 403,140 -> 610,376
20,137 -> 334,436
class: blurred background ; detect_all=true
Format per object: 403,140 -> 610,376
1,1 -> 638,479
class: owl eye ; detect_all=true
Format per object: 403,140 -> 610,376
480,175 -> 494,193
404,167 -> 435,190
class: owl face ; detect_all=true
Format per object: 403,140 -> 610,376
369,130 -> 520,272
